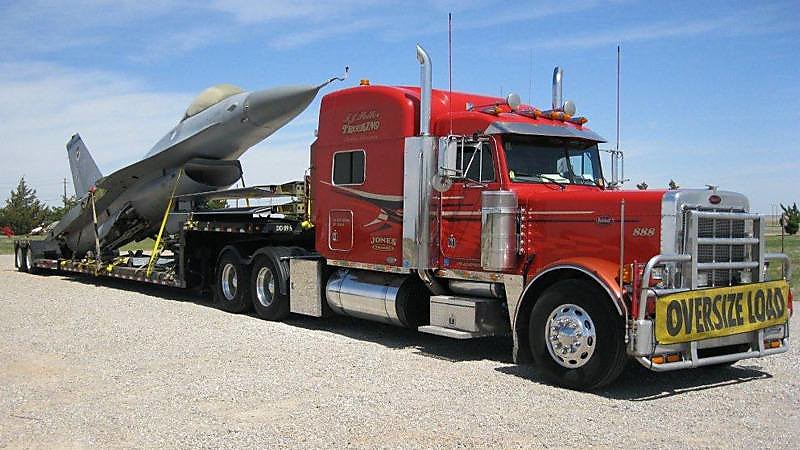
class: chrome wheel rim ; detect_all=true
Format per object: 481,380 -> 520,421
255,266 -> 276,308
16,247 -> 24,268
545,303 -> 596,368
220,263 -> 238,301
26,249 -> 32,270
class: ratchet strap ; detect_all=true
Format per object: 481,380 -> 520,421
89,188 -> 102,274
146,170 -> 182,277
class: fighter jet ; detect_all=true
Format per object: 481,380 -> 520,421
51,74 -> 344,258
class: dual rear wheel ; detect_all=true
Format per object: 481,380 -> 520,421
15,245 -> 33,273
213,248 -> 290,321
16,245 -> 28,272
250,254 -> 290,320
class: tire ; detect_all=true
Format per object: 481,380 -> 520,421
213,250 -> 251,313
250,253 -> 290,321
529,279 -> 627,390
16,245 -> 29,272
25,246 -> 37,274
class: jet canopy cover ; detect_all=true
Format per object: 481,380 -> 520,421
183,84 -> 244,121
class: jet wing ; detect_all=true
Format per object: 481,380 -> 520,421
174,185 -> 299,201
97,122 -> 221,195
53,122 -> 222,237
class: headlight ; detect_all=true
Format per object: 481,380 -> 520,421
650,266 -> 666,288
738,270 -> 752,284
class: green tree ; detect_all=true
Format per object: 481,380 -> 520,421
780,202 -> 799,235
46,194 -> 79,223
197,198 -> 228,209
2,177 -> 49,234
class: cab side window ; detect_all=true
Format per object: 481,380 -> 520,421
333,150 -> 365,185
457,142 -> 495,183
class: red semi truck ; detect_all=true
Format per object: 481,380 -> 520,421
15,45 -> 792,390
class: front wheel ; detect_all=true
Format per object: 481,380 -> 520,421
529,279 -> 627,390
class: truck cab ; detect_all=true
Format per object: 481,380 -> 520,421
308,46 -> 791,389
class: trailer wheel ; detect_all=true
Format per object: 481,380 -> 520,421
528,279 -> 627,391
213,251 -> 251,313
250,253 -> 290,321
25,247 -> 36,273
16,245 -> 29,272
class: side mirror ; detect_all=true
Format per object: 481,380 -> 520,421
439,137 -> 459,176
433,137 -> 460,192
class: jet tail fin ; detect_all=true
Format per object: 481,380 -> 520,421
66,134 -> 103,197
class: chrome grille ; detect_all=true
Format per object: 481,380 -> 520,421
682,207 -> 757,287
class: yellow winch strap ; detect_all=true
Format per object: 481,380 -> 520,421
146,170 -> 182,277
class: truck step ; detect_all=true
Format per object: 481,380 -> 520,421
417,325 -> 493,339
422,295 -> 510,338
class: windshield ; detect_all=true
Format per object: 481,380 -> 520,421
504,135 -> 603,186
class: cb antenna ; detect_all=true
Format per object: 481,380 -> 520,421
448,12 -> 453,135
616,44 -> 620,153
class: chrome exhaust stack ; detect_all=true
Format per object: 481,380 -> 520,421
552,66 -> 563,111
416,44 -> 432,136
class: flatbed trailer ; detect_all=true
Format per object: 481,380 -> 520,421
17,180 -> 313,292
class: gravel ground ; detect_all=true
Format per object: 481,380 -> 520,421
1,254 -> 798,449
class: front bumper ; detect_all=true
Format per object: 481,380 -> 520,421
627,252 -> 792,371
629,319 -> 788,371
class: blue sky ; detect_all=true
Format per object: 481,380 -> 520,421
0,0 -> 797,213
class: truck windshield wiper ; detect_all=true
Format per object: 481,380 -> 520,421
512,171 -> 566,189
573,177 -> 603,188
537,174 -> 567,189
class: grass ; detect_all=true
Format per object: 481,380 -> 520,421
766,233 -> 799,296
0,235 -> 44,255
120,238 -> 156,253
0,236 -> 14,255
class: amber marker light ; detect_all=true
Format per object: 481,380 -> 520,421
622,264 -> 633,284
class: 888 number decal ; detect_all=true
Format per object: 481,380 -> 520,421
632,227 -> 656,237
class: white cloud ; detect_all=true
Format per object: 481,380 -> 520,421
619,139 -> 798,214
0,61 -> 191,202
0,1 -> 187,55
0,60 -> 322,205
237,106 -> 319,187
131,27 -> 233,63
267,17 -> 386,50
523,3 -> 797,50
208,0 -> 385,24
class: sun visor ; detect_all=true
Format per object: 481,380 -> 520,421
484,122 -> 606,143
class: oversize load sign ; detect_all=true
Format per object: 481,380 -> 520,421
655,280 -> 790,344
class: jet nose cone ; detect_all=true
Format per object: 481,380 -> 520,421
244,85 -> 321,129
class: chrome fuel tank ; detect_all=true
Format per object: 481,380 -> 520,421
325,269 -> 429,328
481,190 -> 518,271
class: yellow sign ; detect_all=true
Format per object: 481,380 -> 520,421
655,280 -> 790,344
